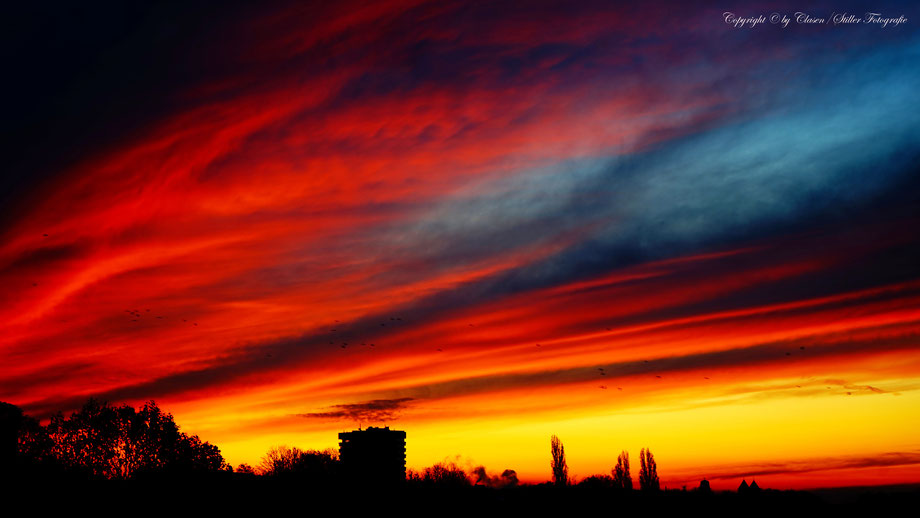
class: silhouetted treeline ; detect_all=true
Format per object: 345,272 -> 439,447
3,399 -> 917,515
2,398 -> 228,482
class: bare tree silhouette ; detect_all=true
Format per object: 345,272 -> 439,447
419,461 -> 471,487
258,445 -> 305,475
550,434 -> 569,486
257,445 -> 339,478
638,447 -> 659,491
612,450 -> 632,490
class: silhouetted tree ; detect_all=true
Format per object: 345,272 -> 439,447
550,434 -> 569,486
638,447 -> 659,491
421,462 -> 470,487
258,445 -> 305,475
612,450 -> 632,490
257,445 -> 339,479
40,398 -> 228,479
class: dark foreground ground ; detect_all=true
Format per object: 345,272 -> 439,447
3,475 -> 918,516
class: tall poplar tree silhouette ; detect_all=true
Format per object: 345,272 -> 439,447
612,450 -> 632,490
550,435 -> 569,486
638,447 -> 659,491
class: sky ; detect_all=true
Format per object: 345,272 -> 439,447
2,0 -> 919,490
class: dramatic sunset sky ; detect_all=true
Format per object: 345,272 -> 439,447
2,1 -> 919,489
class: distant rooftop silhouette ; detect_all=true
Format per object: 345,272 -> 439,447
698,478 -> 711,493
338,426 -> 407,485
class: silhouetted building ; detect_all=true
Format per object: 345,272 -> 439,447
339,427 -> 406,485
698,479 -> 711,493
749,479 -> 761,492
738,479 -> 749,493
0,402 -> 23,469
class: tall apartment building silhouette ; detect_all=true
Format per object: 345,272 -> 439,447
338,426 -> 407,484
